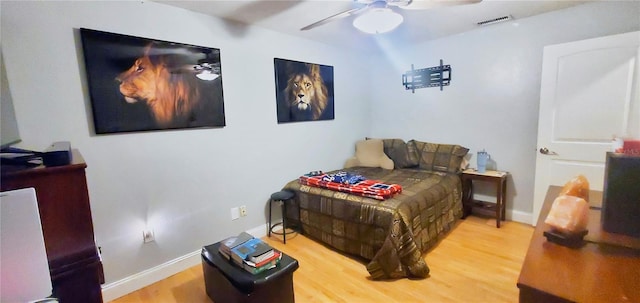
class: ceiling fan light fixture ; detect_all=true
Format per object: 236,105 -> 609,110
353,7 -> 403,34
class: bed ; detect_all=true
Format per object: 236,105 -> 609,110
281,138 -> 469,280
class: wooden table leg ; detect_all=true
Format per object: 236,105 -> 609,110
501,178 -> 507,222
461,178 -> 473,218
496,178 -> 501,228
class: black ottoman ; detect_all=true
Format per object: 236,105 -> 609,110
201,242 -> 299,303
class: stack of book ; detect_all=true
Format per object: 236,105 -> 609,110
218,232 -> 254,261
218,232 -> 282,274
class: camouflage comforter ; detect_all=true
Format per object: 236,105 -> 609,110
282,166 -> 463,279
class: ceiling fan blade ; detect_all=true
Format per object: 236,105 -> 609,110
399,0 -> 482,10
301,6 -> 369,31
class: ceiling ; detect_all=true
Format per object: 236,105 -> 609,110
155,0 -> 592,52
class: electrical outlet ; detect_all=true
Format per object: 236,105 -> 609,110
231,207 -> 240,220
239,205 -> 247,217
143,229 -> 155,243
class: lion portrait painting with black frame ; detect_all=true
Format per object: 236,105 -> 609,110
80,28 -> 226,134
274,58 -> 334,123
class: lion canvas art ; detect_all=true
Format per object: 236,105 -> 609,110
80,28 -> 225,134
274,58 -> 334,123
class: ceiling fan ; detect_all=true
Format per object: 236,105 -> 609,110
301,0 -> 482,34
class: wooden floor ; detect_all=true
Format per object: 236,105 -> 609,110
110,216 -> 533,303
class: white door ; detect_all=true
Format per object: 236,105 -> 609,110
532,31 -> 640,225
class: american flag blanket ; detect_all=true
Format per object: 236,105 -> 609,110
299,171 -> 402,200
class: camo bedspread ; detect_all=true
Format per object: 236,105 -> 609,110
282,166 -> 463,280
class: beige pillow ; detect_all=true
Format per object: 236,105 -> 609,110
345,139 -> 394,170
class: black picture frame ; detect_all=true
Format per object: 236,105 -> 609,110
274,58 -> 334,123
80,28 -> 225,134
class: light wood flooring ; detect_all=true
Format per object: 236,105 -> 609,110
110,216 -> 533,303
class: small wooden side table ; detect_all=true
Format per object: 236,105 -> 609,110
461,168 -> 509,228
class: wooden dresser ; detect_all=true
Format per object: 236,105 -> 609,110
517,186 -> 640,303
1,149 -> 104,303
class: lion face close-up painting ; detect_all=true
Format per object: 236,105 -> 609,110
274,58 -> 334,123
80,28 -> 226,134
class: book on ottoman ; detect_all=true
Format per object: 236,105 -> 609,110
231,238 -> 274,266
242,251 -> 282,275
218,232 -> 254,260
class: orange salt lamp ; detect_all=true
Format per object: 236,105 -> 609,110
559,175 -> 590,201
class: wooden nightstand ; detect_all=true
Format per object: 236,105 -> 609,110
461,168 -> 509,228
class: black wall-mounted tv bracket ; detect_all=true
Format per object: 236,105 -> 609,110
402,59 -> 451,93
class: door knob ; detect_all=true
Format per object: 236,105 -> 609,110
539,147 -> 557,155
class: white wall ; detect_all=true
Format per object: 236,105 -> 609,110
369,1 -> 640,221
1,0 -> 371,290
3,0 -> 639,299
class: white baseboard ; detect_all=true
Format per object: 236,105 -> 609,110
101,250 -> 201,302
508,209 -> 532,225
101,223 -> 269,302
470,194 -> 533,226
247,224 -> 268,238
